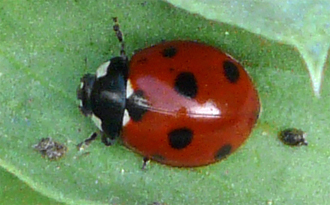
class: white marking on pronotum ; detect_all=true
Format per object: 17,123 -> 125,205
96,61 -> 111,78
123,80 -> 133,126
126,79 -> 134,98
91,114 -> 103,131
78,82 -> 84,107
122,109 -> 130,126
79,100 -> 83,108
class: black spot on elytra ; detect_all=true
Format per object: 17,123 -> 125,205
174,72 -> 198,98
126,90 -> 149,122
214,144 -> 232,160
223,61 -> 240,83
151,154 -> 166,162
168,128 -> 193,149
162,46 -> 177,58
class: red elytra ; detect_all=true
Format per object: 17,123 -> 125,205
120,40 -> 260,167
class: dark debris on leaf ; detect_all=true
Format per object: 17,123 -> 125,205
33,137 -> 67,160
278,128 -> 308,146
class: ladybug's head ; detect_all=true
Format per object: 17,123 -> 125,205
77,73 -> 95,117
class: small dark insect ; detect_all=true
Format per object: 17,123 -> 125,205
279,128 -> 308,146
33,137 -> 67,160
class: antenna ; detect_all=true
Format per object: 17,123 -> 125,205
112,17 -> 127,60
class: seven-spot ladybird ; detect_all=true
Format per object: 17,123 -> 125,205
279,128 -> 308,146
77,18 -> 260,167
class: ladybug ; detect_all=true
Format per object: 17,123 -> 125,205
77,18 -> 260,167
279,128 -> 308,146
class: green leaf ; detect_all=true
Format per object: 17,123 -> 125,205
0,167 -> 64,205
165,0 -> 330,96
1,0 -> 329,204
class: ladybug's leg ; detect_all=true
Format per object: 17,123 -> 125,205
142,157 -> 150,170
76,132 -> 98,150
101,133 -> 116,146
